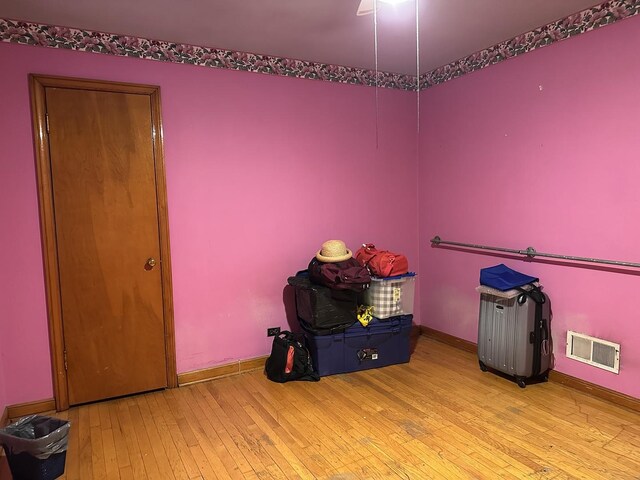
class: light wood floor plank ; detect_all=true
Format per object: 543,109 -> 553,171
190,383 -> 255,477
166,389 -> 220,480
153,391 -> 203,479
98,402 -> 112,430
126,402 -> 165,480
107,399 -> 132,471
142,393 -> 192,480
63,407 -> 80,480
89,425 -> 107,480
100,427 -> 120,480
88,403 -> 101,429
196,382 -> 271,477
210,379 -> 294,478
78,406 -> 94,480
244,378 -> 356,475
117,465 -> 135,480
180,388 -> 238,479
39,337 -> 640,480
115,398 -> 148,480
136,394 -> 183,480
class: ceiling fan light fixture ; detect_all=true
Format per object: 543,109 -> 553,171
357,0 -> 411,16
356,0 -> 375,16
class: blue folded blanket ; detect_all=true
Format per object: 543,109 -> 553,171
479,264 -> 538,291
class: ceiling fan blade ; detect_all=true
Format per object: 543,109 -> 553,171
357,0 -> 376,16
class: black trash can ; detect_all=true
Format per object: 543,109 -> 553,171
0,415 -> 70,480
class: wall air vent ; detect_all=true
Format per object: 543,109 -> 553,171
566,331 -> 620,374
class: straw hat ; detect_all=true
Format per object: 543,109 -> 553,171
316,240 -> 352,263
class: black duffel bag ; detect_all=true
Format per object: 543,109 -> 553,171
288,273 -> 358,334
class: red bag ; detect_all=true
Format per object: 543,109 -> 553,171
355,244 -> 409,278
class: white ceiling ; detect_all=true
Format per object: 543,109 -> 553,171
1,0 -> 605,74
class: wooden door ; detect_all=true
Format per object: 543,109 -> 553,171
31,76 -> 176,408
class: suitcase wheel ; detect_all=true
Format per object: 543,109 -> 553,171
478,360 -> 488,372
516,377 -> 527,389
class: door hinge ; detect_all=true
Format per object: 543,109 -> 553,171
45,113 -> 50,134
63,350 -> 68,371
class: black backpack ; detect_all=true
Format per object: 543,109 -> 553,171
265,331 -> 320,383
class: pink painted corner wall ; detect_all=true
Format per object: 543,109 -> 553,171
0,49 -> 54,407
0,41 -> 418,405
418,15 -> 640,398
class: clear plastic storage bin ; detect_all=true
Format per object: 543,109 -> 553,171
363,273 -> 416,319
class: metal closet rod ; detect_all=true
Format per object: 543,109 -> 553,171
430,236 -> 640,269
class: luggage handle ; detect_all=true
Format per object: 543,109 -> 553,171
541,320 -> 550,355
516,284 -> 546,305
529,318 -> 548,344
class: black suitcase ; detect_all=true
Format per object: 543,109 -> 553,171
287,273 -> 357,334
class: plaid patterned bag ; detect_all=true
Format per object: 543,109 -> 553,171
364,274 -> 415,319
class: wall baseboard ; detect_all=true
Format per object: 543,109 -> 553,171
410,324 -> 421,341
420,326 -> 477,354
2,359 -> 268,418
6,399 -> 56,421
547,370 -> 640,413
8,331 -> 638,415
420,326 -> 640,413
178,355 -> 268,386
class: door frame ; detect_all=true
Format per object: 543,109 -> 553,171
30,75 -> 178,411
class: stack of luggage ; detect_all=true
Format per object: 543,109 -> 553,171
476,264 -> 552,388
287,240 -> 416,377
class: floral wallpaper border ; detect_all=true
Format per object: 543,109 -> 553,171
0,18 -> 416,91
1,0 -> 638,91
421,0 -> 640,89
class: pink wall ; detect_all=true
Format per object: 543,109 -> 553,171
418,15 -> 640,398
0,45 -> 54,406
0,41 -> 418,406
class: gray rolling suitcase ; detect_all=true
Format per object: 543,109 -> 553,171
477,285 -> 550,388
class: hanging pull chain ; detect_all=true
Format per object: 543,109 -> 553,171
374,0 -> 380,149
416,0 -> 420,146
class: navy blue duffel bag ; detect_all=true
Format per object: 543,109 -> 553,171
479,264 -> 538,291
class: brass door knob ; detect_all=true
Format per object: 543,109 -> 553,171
146,258 -> 157,269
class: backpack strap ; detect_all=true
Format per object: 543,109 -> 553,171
292,334 -> 320,382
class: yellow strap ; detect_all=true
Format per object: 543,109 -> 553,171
357,305 -> 374,327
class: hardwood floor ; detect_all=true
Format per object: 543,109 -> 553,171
6,337 -> 640,479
